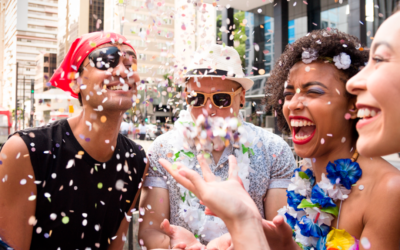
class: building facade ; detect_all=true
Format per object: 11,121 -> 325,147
207,0 -> 400,130
1,0 -> 58,114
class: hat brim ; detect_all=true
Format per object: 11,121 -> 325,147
185,75 -> 254,91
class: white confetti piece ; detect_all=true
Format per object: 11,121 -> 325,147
50,213 -> 57,220
66,159 -> 75,169
20,179 -> 26,185
116,163 -> 122,172
361,237 -> 371,249
115,179 -> 124,190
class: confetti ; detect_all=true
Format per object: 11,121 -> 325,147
360,237 -> 371,249
321,138 -> 325,144
341,137 -> 346,143
62,216 -> 69,224
20,179 -> 26,185
344,113 -> 351,120
359,185 -> 364,191
50,213 -> 57,220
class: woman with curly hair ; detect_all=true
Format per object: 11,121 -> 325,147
264,29 -> 400,250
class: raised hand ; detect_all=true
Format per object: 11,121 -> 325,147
158,155 -> 270,250
261,216 -> 300,250
206,233 -> 233,250
159,154 -> 261,223
159,219 -> 205,250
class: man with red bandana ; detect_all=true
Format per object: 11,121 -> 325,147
0,32 -> 148,249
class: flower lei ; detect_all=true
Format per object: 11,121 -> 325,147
279,157 -> 362,250
170,110 -> 256,242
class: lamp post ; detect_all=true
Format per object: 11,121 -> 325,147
14,62 -> 18,132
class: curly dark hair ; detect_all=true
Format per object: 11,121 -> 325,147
265,29 -> 369,134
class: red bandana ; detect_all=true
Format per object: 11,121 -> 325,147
49,31 -> 136,98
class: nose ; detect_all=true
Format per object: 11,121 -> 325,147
112,60 -> 141,84
346,67 -> 367,95
204,96 -> 217,115
287,94 -> 305,111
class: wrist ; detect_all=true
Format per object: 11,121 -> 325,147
226,216 -> 269,250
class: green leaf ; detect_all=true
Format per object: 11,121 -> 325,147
297,199 -> 319,209
194,234 -> 199,238
181,192 -> 186,203
173,151 -> 181,161
182,151 -> 195,158
241,144 -> 249,154
250,148 -> 255,156
298,171 -> 310,179
320,206 -> 339,217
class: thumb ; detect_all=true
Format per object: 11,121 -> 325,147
160,219 -> 173,236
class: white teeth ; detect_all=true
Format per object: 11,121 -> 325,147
290,119 -> 315,127
294,133 -> 312,140
364,109 -> 370,117
357,108 -> 380,118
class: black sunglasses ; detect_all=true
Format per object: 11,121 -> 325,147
86,46 -> 136,70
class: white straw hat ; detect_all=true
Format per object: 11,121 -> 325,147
185,44 -> 254,91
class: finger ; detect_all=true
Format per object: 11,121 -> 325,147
197,154 -> 216,182
228,155 -> 239,180
159,159 -> 196,191
160,219 -> 173,236
227,243 -> 235,250
272,215 -> 285,227
204,207 -> 218,217
178,168 -> 208,199
172,242 -> 186,249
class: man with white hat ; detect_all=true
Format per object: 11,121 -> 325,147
138,44 -> 296,249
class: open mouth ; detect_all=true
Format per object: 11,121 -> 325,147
356,105 -> 381,129
290,117 -> 316,144
357,107 -> 381,120
103,81 -> 134,92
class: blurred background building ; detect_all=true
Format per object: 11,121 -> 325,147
0,0 -> 398,131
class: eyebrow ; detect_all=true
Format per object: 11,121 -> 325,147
372,41 -> 394,54
125,50 -> 136,58
302,81 -> 328,89
284,85 -> 294,90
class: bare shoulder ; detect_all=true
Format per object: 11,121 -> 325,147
0,135 -> 36,248
364,157 -> 400,214
0,133 -> 36,199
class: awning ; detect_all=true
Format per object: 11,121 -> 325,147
34,88 -> 74,100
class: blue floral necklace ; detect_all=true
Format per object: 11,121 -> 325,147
278,151 -> 362,250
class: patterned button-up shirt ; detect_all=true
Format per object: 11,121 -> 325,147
143,121 -> 296,244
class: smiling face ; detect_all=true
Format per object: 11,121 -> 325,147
346,12 -> 400,157
186,78 -> 245,121
77,43 -> 140,113
283,61 -> 357,158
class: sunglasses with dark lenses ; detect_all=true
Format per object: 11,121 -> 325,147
185,87 -> 242,108
87,46 -> 136,70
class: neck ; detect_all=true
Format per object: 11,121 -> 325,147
311,141 -> 357,183
68,106 -> 126,162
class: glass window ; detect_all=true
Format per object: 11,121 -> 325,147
320,0 -> 349,33
44,67 -> 49,73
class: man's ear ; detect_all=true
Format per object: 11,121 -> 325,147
240,88 -> 246,106
347,95 -> 358,119
70,80 -> 80,95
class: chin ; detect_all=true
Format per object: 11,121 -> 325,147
357,135 -> 399,158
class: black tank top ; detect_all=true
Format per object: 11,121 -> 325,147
12,119 -> 146,250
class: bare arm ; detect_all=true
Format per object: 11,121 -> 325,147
138,187 -> 171,249
264,188 -> 288,220
0,135 -> 36,250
